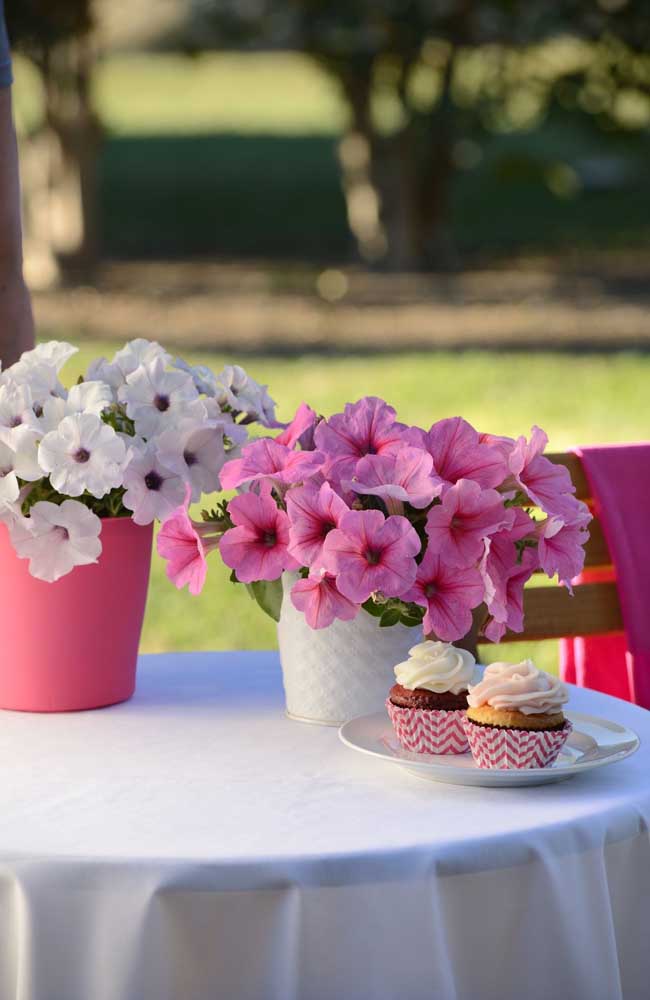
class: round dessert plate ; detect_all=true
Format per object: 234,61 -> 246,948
338,711 -> 640,787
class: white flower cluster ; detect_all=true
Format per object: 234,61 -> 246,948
0,340 -> 276,582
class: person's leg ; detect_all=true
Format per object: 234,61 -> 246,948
0,87 -> 34,368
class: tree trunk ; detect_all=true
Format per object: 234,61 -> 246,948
331,56 -> 457,272
20,35 -> 101,288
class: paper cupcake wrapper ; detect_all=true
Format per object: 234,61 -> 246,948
386,699 -> 469,755
464,718 -> 573,770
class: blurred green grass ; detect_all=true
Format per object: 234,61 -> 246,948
14,53 -> 650,260
63,342 -> 650,671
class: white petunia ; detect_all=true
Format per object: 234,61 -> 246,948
6,361 -> 66,410
214,365 -> 277,426
155,418 -> 232,500
0,469 -> 20,518
8,341 -> 78,375
172,357 -> 221,397
39,413 -> 128,498
9,499 -> 102,582
87,339 -> 171,393
66,380 -> 114,416
37,380 -> 114,435
0,426 -> 42,481
122,447 -> 186,525
118,356 -> 205,438
0,381 -> 40,432
0,471 -> 24,530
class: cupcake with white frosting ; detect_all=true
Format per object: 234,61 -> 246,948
386,640 -> 480,754
464,659 -> 572,769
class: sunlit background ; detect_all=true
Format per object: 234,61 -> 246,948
7,0 -> 650,668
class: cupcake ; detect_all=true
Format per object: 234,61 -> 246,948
464,659 -> 572,770
386,640 -> 479,754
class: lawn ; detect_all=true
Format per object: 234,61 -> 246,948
13,53 -> 650,260
61,341 -> 650,672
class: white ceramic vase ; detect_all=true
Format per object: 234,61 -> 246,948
277,573 -> 421,726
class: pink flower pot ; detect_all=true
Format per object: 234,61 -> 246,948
0,517 -> 153,712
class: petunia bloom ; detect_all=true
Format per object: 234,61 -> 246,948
119,356 -> 206,438
508,426 -> 577,521
286,481 -> 349,567
155,418 -> 231,501
537,505 -> 591,590
87,339 -> 171,393
38,412 -> 128,499
122,447 -> 187,525
0,425 -> 42,482
214,365 -> 277,427
479,507 -> 538,629
274,402 -> 318,450
345,447 -> 440,512
9,499 -> 102,582
425,478 -> 512,568
220,438 -> 324,492
290,570 -> 359,629
321,508 -> 421,604
483,547 -> 539,643
157,501 -> 220,596
314,397 -> 408,485
219,481 -> 299,582
401,548 -> 485,641
412,417 -> 507,492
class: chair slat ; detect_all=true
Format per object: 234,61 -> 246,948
546,452 -> 590,499
498,583 -> 623,641
582,518 -> 611,567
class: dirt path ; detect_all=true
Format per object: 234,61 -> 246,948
33,256 -> 650,354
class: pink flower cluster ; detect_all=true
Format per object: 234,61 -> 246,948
157,398 -> 591,640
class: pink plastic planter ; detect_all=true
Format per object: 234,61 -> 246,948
0,517 -> 153,712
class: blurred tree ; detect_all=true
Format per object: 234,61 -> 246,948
195,0 -> 650,269
6,0 -> 100,283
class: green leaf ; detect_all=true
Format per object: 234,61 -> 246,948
244,578 -> 284,623
362,597 -> 385,618
379,608 -> 401,628
400,615 -> 424,628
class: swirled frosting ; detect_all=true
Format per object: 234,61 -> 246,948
467,659 -> 568,716
394,641 -> 479,695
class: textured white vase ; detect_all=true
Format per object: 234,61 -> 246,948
277,573 -> 421,726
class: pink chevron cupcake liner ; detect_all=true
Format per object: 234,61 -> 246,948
386,699 -> 469,755
464,718 -> 573,770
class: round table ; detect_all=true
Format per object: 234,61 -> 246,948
0,652 -> 648,1000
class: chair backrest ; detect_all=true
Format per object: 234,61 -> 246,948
498,453 -> 624,642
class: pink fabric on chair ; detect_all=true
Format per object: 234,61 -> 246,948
560,444 -> 650,709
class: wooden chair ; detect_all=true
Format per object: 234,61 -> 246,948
497,453 -> 623,643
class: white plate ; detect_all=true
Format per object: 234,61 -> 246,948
338,711 -> 640,787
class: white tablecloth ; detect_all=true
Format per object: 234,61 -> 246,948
0,652 -> 649,1000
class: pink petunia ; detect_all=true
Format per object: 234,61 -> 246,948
286,481 -> 349,567
274,402 -> 318,450
412,417 -> 507,492
314,397 -> 408,484
321,508 -> 421,604
401,548 -> 485,642
220,438 -> 324,491
157,502 -> 220,596
219,481 -> 300,582
345,447 -> 440,512
508,426 -> 576,520
290,570 -> 359,629
483,547 -> 538,643
425,478 -> 512,568
479,507 -> 538,626
537,504 -> 591,590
